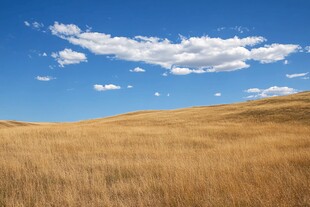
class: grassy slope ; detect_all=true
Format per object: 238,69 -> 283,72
0,121 -> 40,129
82,91 -> 310,124
0,92 -> 309,206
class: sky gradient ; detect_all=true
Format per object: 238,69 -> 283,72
0,0 -> 309,122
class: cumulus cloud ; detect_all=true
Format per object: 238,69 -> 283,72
305,46 -> 310,53
245,86 -> 297,98
129,67 -> 145,72
170,67 -> 207,75
127,85 -> 133,88
214,92 -> 221,97
170,67 -> 193,75
49,22 -> 81,37
245,88 -> 261,93
35,76 -> 55,81
250,44 -> 300,63
49,22 -> 300,74
154,92 -> 160,96
51,48 -> 87,67
24,21 -> 44,30
93,84 -> 121,91
286,72 -> 309,79
283,60 -> 289,65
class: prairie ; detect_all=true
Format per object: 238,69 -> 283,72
0,92 -> 309,206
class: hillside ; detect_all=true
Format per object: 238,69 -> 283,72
0,120 -> 39,129
0,92 -> 309,206
79,91 -> 310,126
2,91 -> 309,128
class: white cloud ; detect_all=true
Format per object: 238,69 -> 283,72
162,72 -> 168,76
216,27 -> 226,32
283,60 -> 289,65
206,61 -> 249,72
231,26 -> 250,33
24,21 -> 44,30
127,85 -> 133,88
154,92 -> 160,96
214,92 -> 221,97
49,22 -> 81,37
170,67 -> 207,75
245,88 -> 261,93
167,93 -> 170,97
24,21 -> 30,27
245,86 -> 297,98
129,67 -> 145,72
250,44 -> 300,63
93,84 -> 121,91
32,22 -> 44,29
305,46 -> 310,53
286,72 -> 309,79
170,67 -> 192,75
51,48 -> 87,67
49,22 -> 300,74
302,77 -> 309,80
216,26 -> 250,33
38,52 -> 47,57
35,76 -> 55,81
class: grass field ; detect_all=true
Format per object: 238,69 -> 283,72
0,92 -> 309,206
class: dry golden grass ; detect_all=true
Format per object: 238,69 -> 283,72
0,121 -> 40,129
0,92 -> 309,206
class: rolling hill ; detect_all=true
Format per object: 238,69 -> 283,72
0,92 -> 309,206
0,120 -> 40,129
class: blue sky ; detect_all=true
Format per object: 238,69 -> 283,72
0,0 -> 309,122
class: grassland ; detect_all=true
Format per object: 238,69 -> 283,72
0,92 -> 309,206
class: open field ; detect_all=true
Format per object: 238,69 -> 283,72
0,92 -> 309,206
